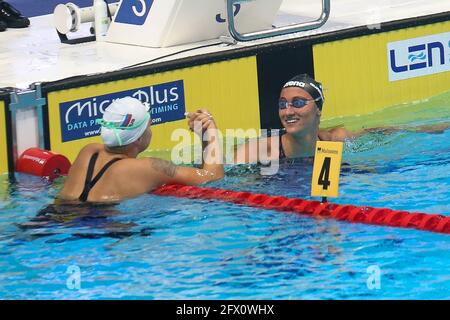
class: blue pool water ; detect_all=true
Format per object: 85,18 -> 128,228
0,120 -> 449,299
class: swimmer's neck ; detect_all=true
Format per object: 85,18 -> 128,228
284,128 -> 318,157
104,145 -> 140,158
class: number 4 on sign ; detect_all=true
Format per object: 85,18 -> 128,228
318,157 -> 331,190
311,141 -> 344,199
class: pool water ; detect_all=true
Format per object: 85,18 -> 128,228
0,94 -> 449,299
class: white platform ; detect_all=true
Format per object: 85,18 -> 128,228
0,0 -> 448,88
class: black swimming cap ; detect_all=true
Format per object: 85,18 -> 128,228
282,74 -> 325,110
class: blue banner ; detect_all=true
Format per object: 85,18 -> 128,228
59,80 -> 186,143
114,0 -> 154,26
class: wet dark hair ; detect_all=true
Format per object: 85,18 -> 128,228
282,74 -> 325,110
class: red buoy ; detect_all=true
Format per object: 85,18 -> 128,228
16,148 -> 71,180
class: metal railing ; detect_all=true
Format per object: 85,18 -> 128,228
226,0 -> 331,42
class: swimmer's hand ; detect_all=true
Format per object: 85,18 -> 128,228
186,109 -> 217,135
184,109 -> 224,179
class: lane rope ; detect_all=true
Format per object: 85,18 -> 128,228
153,184 -> 450,235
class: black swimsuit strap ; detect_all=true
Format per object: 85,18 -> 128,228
277,129 -> 287,159
279,133 -> 286,159
279,130 -> 322,159
81,153 -> 99,198
79,153 -> 122,202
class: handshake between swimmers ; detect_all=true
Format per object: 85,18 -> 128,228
57,74 -> 351,204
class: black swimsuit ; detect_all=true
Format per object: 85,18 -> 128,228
278,131 -> 322,159
78,152 -> 122,202
24,153 -> 123,230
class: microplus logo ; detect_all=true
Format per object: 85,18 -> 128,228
59,80 -> 185,143
388,32 -> 450,81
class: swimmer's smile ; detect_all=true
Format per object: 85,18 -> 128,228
284,116 -> 301,125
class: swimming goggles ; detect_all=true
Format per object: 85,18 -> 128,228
96,113 -> 150,146
96,113 -> 150,130
278,97 -> 321,110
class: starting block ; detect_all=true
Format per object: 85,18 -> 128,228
106,0 -> 283,47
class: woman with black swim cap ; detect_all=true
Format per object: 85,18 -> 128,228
235,74 -> 354,162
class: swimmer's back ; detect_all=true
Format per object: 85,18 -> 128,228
58,143 -> 222,203
58,144 -> 168,203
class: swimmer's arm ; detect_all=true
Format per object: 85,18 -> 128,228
355,122 -> 450,135
199,126 -> 225,178
328,127 -> 357,141
147,158 -> 224,187
409,122 -> 450,134
186,109 -> 225,179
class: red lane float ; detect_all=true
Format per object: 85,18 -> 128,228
153,184 -> 450,235
16,148 -> 71,181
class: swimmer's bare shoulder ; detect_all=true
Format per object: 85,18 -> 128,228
127,157 -> 222,189
319,128 -> 355,141
65,143 -> 104,174
146,157 -> 178,179
109,157 -> 171,174
103,157 -> 172,192
72,143 -> 103,160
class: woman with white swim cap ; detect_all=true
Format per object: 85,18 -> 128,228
58,97 -> 224,203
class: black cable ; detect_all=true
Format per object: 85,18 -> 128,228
121,42 -> 227,70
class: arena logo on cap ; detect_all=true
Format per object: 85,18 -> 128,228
59,80 -> 185,142
388,31 -> 450,81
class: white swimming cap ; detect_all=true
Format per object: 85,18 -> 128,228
99,97 -> 151,147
